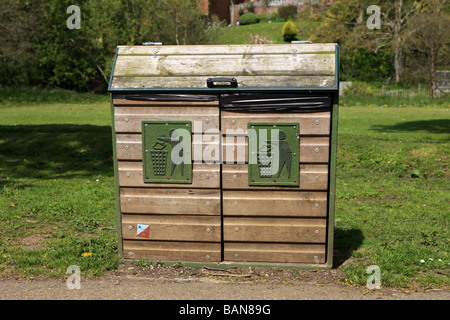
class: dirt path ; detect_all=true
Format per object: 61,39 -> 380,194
1,263 -> 448,300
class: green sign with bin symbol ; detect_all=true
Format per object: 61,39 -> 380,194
142,120 -> 192,184
248,122 -> 300,186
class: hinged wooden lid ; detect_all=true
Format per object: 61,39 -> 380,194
108,44 -> 339,92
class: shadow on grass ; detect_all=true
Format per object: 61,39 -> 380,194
371,119 -> 450,137
333,228 -> 364,268
0,124 -> 113,183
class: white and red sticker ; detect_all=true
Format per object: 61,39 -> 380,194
136,224 -> 150,238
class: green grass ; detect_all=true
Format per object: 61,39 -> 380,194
0,88 -> 448,289
335,106 -> 449,288
0,88 -> 117,278
213,20 -> 321,44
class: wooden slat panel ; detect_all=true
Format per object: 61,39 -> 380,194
224,242 -> 326,264
222,136 -> 330,164
118,162 -> 220,189
223,217 -> 326,243
120,188 -> 221,215
111,75 -> 336,90
117,43 -> 337,55
113,99 -> 218,106
122,214 -> 221,242
114,106 -> 219,133
116,133 -> 220,162
221,111 -> 331,136
123,240 -> 222,262
117,134 -> 329,163
222,164 -> 328,190
223,190 -> 327,217
113,54 -> 335,77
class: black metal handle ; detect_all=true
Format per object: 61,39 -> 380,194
207,78 -> 238,88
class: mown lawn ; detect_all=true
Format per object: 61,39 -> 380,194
0,88 -> 448,289
213,20 -> 321,44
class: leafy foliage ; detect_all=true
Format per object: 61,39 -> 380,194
0,0 -> 214,92
281,20 -> 298,42
238,12 -> 259,25
278,5 -> 298,20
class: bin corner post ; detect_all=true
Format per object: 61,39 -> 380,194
326,102 -> 339,269
110,95 -> 123,260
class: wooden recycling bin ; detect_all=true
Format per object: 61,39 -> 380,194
108,44 -> 339,268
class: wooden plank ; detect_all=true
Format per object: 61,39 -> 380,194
113,54 -> 335,77
116,133 -> 220,162
117,44 -> 338,56
120,188 -> 221,215
224,242 -> 326,264
122,214 -> 221,242
222,164 -> 328,190
221,111 -> 330,136
110,75 -> 336,90
118,162 -> 220,189
114,106 -> 219,133
123,240 -> 221,262
113,99 -> 218,106
223,217 -> 326,243
222,136 -> 330,164
223,190 -> 327,217
117,134 -> 329,163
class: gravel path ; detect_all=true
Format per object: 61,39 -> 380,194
1,263 -> 448,301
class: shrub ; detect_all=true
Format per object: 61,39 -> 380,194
278,5 -> 297,20
282,20 -> 298,42
238,12 -> 259,25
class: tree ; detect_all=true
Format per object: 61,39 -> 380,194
309,0 -> 423,84
282,21 -> 299,42
405,12 -> 450,98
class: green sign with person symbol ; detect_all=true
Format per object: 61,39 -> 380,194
248,122 -> 300,186
142,120 -> 192,184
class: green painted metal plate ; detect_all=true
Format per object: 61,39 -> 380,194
248,122 -> 300,186
142,120 -> 192,184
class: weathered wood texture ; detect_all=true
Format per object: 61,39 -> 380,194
114,105 -> 220,133
110,44 -> 337,90
123,240 -> 221,262
224,242 -> 326,264
221,111 -> 330,135
122,214 -> 221,242
119,162 -> 220,189
222,164 -> 328,190
116,134 -> 329,163
120,188 -> 221,215
223,217 -> 326,243
223,191 -> 327,217
115,100 -> 223,262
